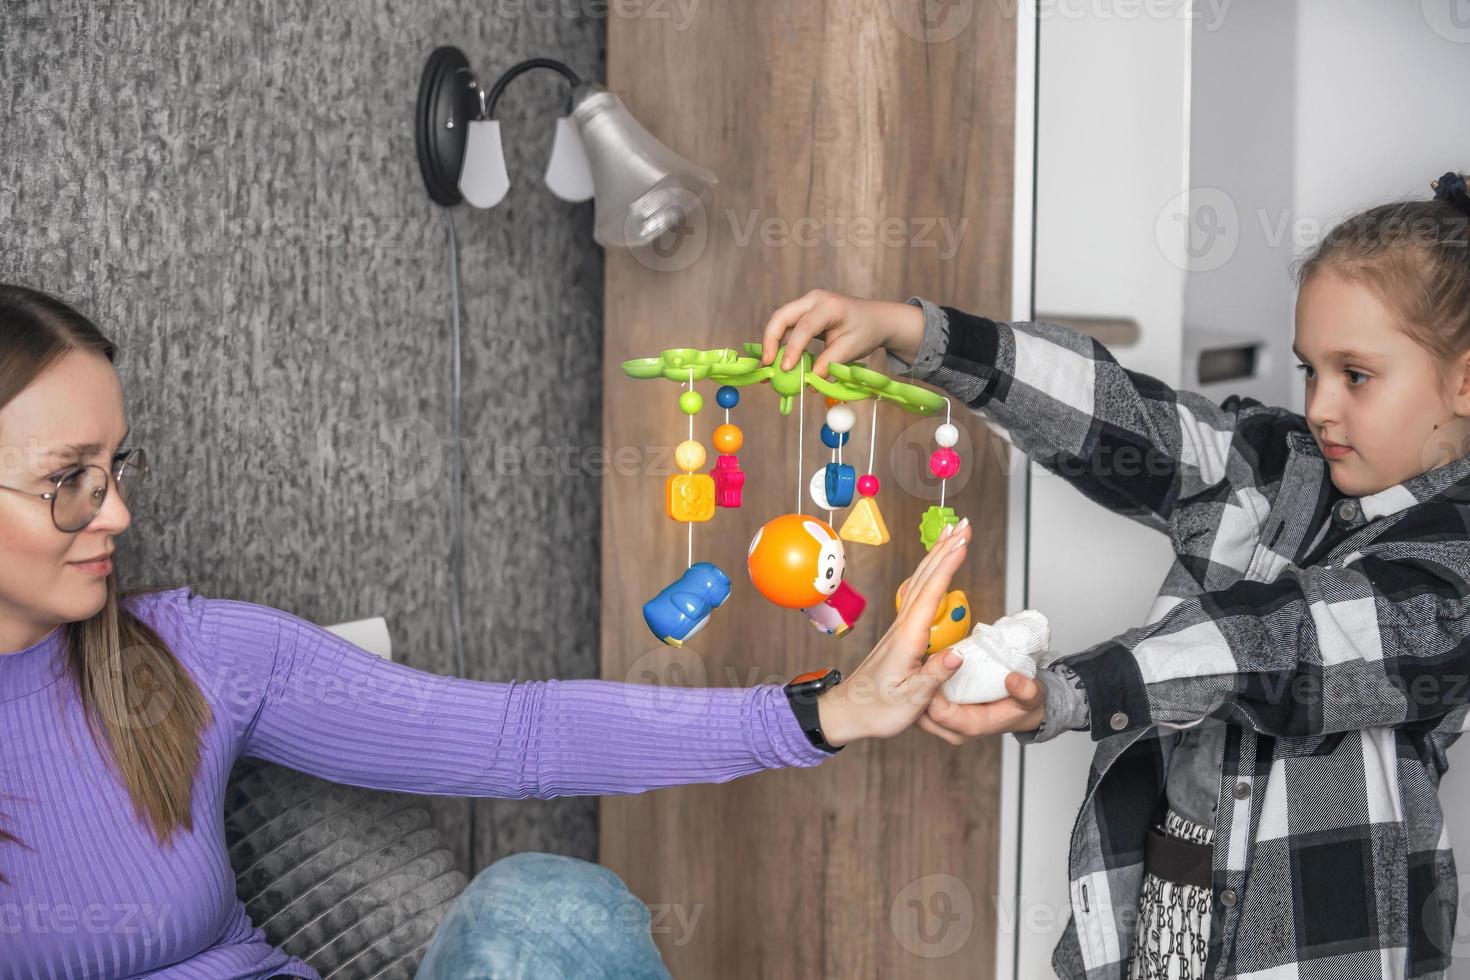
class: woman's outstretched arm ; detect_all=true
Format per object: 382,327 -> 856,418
180,591 -> 830,798
163,523 -> 972,798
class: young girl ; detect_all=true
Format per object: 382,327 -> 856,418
760,171 -> 1470,980
0,283 -> 971,979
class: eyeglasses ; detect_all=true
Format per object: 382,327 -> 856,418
0,448 -> 150,532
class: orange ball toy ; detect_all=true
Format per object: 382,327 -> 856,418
713,423 -> 743,454
747,514 -> 847,609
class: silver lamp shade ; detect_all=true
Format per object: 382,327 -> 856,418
570,84 -> 717,248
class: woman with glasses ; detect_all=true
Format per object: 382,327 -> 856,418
0,284 -> 988,980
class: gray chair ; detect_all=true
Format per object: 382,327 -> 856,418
224,618 -> 469,979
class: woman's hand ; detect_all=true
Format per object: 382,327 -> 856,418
759,289 -> 925,378
914,672 -> 1047,745
815,519 -> 974,746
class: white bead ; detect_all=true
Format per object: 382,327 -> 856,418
825,405 -> 856,433
809,468 -> 833,510
934,422 -> 959,448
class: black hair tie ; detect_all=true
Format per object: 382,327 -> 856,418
1431,171 -> 1470,217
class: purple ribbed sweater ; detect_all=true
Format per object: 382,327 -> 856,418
0,587 -> 830,979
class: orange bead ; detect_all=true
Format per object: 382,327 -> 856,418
825,396 -> 841,408
712,423 -> 743,454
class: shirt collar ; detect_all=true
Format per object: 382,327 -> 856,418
1288,429 -> 1470,522
0,623 -> 66,702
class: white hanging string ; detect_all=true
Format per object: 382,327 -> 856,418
867,398 -> 878,476
688,368 -> 695,568
796,369 -> 805,515
939,397 -> 953,509
827,438 -> 835,526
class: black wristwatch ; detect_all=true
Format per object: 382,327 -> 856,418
783,668 -> 845,754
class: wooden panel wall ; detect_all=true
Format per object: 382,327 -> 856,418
600,3 -> 1017,975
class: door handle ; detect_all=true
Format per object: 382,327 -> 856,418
1033,312 -> 1140,348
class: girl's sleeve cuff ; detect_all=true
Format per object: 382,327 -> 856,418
1011,661 -> 1091,745
884,296 -> 951,381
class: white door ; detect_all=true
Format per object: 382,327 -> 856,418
1008,9 -> 1192,977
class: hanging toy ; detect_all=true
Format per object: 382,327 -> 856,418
643,562 -> 732,647
712,385 -> 746,508
621,344 -> 948,643
647,370 -> 728,645
919,413 -> 963,550
821,402 -> 856,509
747,513 -> 846,609
840,398 -> 891,546
941,610 -> 1050,704
803,579 -> 868,636
896,575 -> 971,655
666,384 -> 715,524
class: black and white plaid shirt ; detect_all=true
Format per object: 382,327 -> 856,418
889,297 -> 1470,979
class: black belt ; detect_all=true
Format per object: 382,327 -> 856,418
1145,824 -> 1213,889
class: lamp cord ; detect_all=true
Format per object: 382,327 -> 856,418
441,206 -> 474,863
442,208 -> 467,684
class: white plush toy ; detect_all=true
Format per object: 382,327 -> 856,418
940,609 -> 1051,704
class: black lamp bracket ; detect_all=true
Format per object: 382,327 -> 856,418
415,46 -> 584,206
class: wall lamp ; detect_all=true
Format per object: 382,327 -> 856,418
414,46 -> 716,247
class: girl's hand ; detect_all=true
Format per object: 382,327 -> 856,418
915,672 -> 1047,745
815,520 -> 974,746
759,289 -> 925,378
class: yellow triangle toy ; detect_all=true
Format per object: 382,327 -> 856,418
839,496 -> 890,546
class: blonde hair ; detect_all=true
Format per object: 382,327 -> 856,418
0,283 -> 211,884
1290,173 -> 1470,388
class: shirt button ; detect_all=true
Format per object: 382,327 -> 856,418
1220,888 -> 1238,908
1233,781 -> 1251,800
1109,711 -> 1129,731
1335,499 -> 1360,523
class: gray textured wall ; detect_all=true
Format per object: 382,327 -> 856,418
0,0 -> 605,873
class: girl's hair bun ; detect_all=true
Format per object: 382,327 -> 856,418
1431,171 -> 1470,218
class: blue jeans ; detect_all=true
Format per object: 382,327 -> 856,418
413,852 -> 673,979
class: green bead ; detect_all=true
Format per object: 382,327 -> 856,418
919,506 -> 959,551
679,390 -> 704,415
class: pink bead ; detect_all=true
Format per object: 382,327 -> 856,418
857,474 -> 880,497
929,447 -> 961,480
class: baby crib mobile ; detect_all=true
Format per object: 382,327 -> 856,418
622,342 -> 969,647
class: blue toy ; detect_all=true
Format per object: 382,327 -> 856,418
824,462 -> 856,508
643,562 -> 733,646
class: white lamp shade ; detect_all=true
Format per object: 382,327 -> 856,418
544,116 -> 595,202
459,119 -> 511,209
